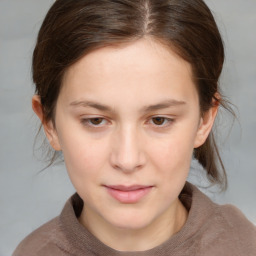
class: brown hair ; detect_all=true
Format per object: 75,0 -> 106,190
33,0 -> 233,189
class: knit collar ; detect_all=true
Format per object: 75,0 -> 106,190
59,182 -> 215,255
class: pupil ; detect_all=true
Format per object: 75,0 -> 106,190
153,117 -> 164,125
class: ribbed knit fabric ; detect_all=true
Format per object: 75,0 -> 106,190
13,183 -> 256,256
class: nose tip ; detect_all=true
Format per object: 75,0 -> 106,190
112,165 -> 141,173
111,145 -> 145,172
110,129 -> 146,172
112,154 -> 144,172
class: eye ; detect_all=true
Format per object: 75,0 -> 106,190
89,118 -> 105,125
150,116 -> 173,127
81,117 -> 108,127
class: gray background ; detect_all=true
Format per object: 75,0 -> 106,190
0,0 -> 255,255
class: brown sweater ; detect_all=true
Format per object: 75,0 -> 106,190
13,183 -> 256,256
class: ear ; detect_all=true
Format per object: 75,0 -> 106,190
32,95 -> 62,151
194,100 -> 219,148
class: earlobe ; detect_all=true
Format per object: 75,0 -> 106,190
32,95 -> 62,151
194,103 -> 218,148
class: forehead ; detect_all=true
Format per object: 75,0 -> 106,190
64,39 -> 191,81
60,38 -> 197,108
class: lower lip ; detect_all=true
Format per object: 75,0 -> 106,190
105,187 -> 153,203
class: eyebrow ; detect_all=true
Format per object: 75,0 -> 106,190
70,100 -> 111,111
141,99 -> 186,112
69,99 -> 186,113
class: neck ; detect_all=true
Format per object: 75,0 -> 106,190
79,199 -> 188,251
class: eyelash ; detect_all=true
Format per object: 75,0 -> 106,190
80,116 -> 174,128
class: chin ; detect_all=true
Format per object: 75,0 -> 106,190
105,210 -> 155,230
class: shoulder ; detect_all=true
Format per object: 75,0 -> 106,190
217,204 -> 256,243
200,196 -> 256,254
13,194 -> 86,256
184,184 -> 256,255
13,217 -> 66,256
209,203 -> 256,255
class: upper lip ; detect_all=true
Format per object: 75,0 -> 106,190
104,185 -> 153,191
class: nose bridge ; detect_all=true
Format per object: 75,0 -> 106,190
111,124 -> 145,172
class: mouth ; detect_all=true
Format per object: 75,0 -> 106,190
104,185 -> 154,203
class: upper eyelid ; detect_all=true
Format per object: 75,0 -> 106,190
80,115 -> 109,121
150,115 -> 174,119
148,115 -> 174,121
80,115 -> 175,121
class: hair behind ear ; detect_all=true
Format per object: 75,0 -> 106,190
194,132 -> 227,190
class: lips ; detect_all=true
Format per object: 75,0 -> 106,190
104,185 -> 153,203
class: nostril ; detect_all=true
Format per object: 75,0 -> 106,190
111,160 -> 144,173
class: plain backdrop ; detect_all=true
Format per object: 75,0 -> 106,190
0,0 -> 255,255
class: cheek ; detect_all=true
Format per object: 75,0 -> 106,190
150,131 -> 196,168
147,123 -> 199,190
58,130 -> 110,183
61,137 -> 111,204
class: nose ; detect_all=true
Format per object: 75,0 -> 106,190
110,126 -> 146,173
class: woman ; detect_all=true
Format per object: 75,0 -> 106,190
13,0 -> 256,255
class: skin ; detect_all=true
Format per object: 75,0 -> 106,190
33,38 -> 218,251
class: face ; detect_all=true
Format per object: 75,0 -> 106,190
34,39 -> 216,234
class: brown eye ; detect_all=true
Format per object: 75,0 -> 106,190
89,118 -> 104,125
152,117 -> 166,125
81,117 -> 109,128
